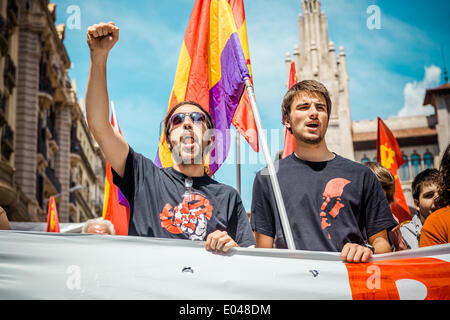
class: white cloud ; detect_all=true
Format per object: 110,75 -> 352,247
397,65 -> 441,117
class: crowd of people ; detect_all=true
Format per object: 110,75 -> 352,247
1,22 -> 448,264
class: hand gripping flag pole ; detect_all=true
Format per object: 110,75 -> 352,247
244,77 -> 296,250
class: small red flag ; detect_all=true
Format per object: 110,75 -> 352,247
282,62 -> 297,159
376,117 -> 411,223
46,196 -> 60,233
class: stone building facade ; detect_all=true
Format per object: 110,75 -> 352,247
285,0 -> 354,160
285,0 -> 449,206
0,0 -> 105,223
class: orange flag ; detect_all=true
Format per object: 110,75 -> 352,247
229,0 -> 259,152
46,196 -> 60,233
376,117 -> 411,223
282,62 -> 297,159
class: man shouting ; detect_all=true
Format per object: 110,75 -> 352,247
85,22 -> 255,252
251,80 -> 397,262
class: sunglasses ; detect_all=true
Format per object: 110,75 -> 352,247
170,112 -> 207,128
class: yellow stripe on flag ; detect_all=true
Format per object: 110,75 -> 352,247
172,42 -> 192,103
208,0 -> 241,89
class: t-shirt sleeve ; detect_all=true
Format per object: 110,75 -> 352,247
250,172 -> 276,238
363,170 -> 398,238
420,210 -> 449,247
111,146 -> 157,205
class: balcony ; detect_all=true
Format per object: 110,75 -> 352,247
3,54 -> 16,94
70,139 -> 81,166
37,127 -> 47,167
1,123 -> 14,161
39,74 -> 54,110
0,15 -> 7,56
36,173 -> 44,210
7,0 -> 19,26
0,91 -> 6,125
0,159 -> 15,206
46,113 -> 59,152
44,166 -> 61,195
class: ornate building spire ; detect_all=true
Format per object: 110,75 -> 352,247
285,0 -> 355,160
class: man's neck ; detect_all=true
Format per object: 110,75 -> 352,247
172,162 -> 206,178
294,140 -> 335,162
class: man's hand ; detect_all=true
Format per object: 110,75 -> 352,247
340,243 -> 372,263
205,230 -> 239,253
87,22 -> 119,56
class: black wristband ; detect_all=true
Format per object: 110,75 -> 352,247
364,243 -> 375,254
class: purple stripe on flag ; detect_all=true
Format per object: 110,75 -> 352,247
154,149 -> 163,168
118,189 -> 129,208
208,32 -> 249,174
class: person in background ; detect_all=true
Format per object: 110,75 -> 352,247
400,169 -> 440,249
420,144 -> 450,247
82,219 -> 116,235
363,162 -> 407,251
0,206 -> 11,230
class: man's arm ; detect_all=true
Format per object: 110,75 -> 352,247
341,229 -> 391,263
254,232 -> 274,248
369,229 -> 391,253
85,22 -> 129,177
205,231 -> 238,253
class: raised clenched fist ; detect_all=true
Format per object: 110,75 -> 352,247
87,22 -> 119,55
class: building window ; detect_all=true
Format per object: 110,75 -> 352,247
411,151 -> 421,178
361,155 -> 370,163
424,151 -> 434,169
400,153 -> 409,181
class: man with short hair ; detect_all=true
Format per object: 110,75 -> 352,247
85,22 -> 254,252
251,80 -> 397,262
400,169 -> 440,249
420,144 -> 450,247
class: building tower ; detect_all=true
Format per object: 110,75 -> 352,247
285,0 -> 354,160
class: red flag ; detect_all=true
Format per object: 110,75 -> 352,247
376,117 -> 411,223
102,102 -> 130,235
46,196 -> 60,233
229,0 -> 259,152
282,62 -> 297,159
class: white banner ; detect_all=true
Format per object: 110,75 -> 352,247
0,231 -> 449,300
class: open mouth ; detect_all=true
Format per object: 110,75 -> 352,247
182,135 -> 195,144
306,123 -> 319,129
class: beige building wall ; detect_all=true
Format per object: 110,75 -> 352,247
0,0 -> 19,211
0,0 -> 105,224
70,92 -> 105,223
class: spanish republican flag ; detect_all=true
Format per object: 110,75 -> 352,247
376,117 -> 411,223
46,196 -> 60,233
155,0 -> 250,176
102,102 -> 130,235
282,62 -> 297,159
229,0 -> 259,152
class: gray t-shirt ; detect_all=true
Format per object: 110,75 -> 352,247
112,147 -> 255,247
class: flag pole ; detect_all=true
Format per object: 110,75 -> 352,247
244,78 -> 296,250
236,131 -> 241,195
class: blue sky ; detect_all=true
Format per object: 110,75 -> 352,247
54,0 -> 449,210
